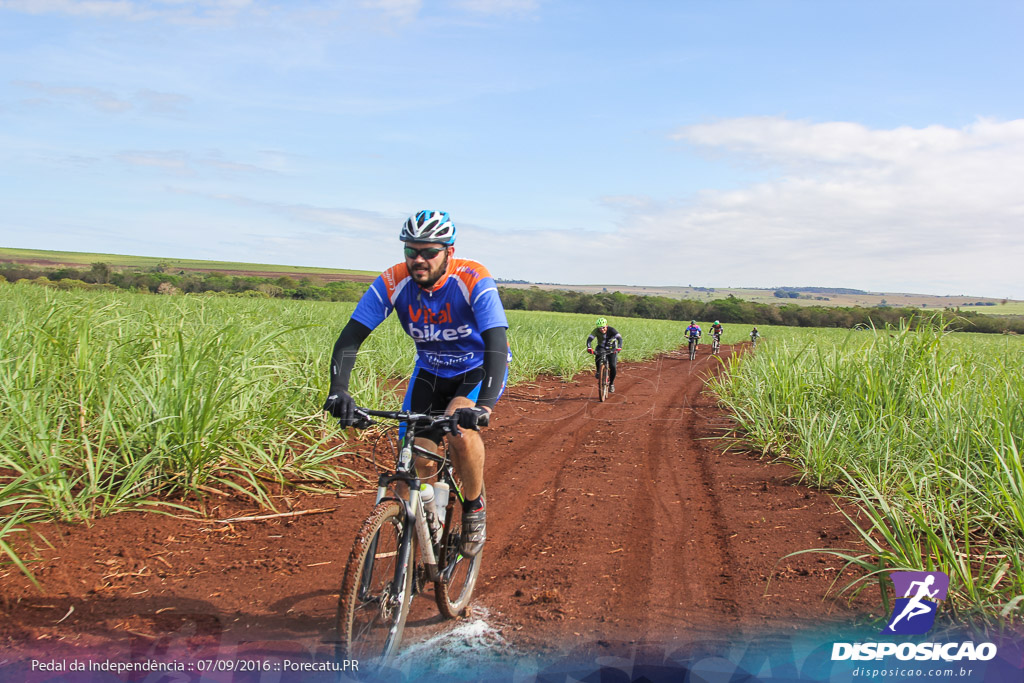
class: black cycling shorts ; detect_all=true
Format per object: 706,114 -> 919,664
399,365 -> 506,443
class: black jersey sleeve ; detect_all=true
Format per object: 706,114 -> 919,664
477,326 -> 509,409
328,319 -> 372,392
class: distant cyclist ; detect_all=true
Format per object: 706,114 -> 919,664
709,320 -> 724,353
322,210 -> 509,558
685,320 -> 702,343
586,317 -> 623,392
750,327 -> 760,345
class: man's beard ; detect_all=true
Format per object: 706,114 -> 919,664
415,252 -> 449,289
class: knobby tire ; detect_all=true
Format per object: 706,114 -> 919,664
337,499 -> 413,663
434,480 -> 484,618
598,361 -> 609,402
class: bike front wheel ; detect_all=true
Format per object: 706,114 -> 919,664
337,499 -> 413,663
689,341 -> 697,360
598,362 -> 609,401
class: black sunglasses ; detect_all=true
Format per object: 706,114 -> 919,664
404,246 -> 447,260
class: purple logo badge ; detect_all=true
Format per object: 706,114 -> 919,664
883,571 -> 949,635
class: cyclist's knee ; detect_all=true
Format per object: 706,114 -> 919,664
446,395 -> 476,413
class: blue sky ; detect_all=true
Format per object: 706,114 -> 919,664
2,1 -> 1023,298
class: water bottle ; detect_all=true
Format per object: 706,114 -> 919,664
419,484 -> 441,543
432,481 -> 450,526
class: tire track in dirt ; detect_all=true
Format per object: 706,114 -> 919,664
475,346 -> 869,656
610,350 -> 740,635
488,383 -> 592,557
475,348 -> 739,648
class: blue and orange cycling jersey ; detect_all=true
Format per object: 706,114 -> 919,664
686,324 -> 702,338
350,258 -> 509,378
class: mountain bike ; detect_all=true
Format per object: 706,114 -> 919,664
750,334 -> 759,349
594,348 -> 614,401
336,408 -> 484,665
687,334 -> 700,360
711,333 -> 721,355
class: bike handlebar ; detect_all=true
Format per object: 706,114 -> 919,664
351,407 -> 489,431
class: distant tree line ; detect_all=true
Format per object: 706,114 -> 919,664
499,287 -> 1024,335
773,289 -> 831,300
776,286 -> 867,295
3,262 -> 1021,334
0,262 -> 367,302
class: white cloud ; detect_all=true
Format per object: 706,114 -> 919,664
449,0 -> 538,15
0,0 -> 135,18
115,150 -> 191,172
470,117 -> 1024,298
172,189 -> 398,236
112,149 -> 285,178
0,0 -> 258,24
14,81 -> 191,116
680,117 -> 1024,157
15,80 -> 132,112
564,116 -> 1018,297
134,89 -> 190,116
0,0 -> 534,26
154,112 -> 1024,298
358,0 -> 421,22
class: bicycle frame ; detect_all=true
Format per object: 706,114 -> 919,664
594,347 -> 614,367
359,410 -> 466,589
337,408 -> 486,663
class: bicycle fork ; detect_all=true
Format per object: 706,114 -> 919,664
410,492 -> 441,582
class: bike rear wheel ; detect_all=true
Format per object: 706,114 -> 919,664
434,479 -> 484,618
598,361 -> 609,401
337,500 -> 413,663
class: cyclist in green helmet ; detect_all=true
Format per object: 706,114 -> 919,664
586,317 -> 623,392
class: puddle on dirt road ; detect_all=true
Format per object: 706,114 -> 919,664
388,608 -> 532,679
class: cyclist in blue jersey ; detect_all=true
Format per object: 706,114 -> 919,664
685,320 -> 702,342
323,211 -> 509,557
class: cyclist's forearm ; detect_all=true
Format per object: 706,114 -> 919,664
329,320 -> 372,391
476,326 -> 508,410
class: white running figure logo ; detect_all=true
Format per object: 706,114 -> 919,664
887,574 -> 939,629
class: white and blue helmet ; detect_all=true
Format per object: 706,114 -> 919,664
401,210 -> 456,245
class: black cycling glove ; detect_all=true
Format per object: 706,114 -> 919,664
323,389 -> 357,427
451,407 -> 490,433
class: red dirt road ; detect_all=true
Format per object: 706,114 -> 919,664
0,346 -> 872,667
